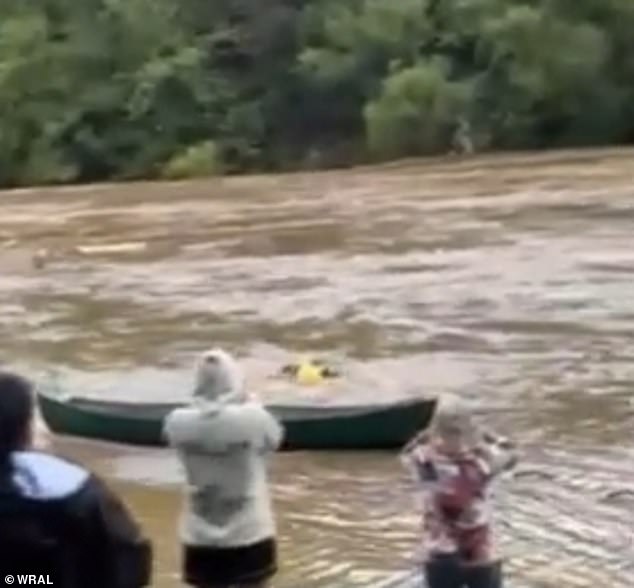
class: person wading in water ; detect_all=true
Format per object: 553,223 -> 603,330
164,349 -> 283,588
401,396 -> 517,588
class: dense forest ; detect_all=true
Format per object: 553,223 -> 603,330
1,0 -> 634,187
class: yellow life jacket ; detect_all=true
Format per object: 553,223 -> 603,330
295,360 -> 326,386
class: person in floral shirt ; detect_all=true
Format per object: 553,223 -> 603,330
401,396 -> 517,588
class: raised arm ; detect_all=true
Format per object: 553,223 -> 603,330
258,406 -> 284,451
478,431 -> 518,478
400,432 -> 439,490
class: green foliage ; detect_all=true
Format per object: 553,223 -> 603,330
365,60 -> 471,157
162,141 -> 222,179
2,0 -> 634,187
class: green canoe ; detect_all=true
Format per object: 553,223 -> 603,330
36,390 -> 436,451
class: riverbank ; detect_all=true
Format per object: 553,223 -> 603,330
2,145 -> 634,201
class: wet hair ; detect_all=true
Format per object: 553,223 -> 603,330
0,371 -> 34,493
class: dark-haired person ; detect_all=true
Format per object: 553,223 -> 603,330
0,371 -> 152,587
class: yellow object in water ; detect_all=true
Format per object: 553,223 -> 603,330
280,357 -> 339,385
295,360 -> 325,386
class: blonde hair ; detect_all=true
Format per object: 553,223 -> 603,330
430,394 -> 477,444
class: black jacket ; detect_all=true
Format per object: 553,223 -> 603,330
0,451 -> 151,587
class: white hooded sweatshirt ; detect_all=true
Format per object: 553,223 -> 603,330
164,349 -> 283,548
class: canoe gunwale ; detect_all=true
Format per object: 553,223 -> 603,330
36,390 -> 436,422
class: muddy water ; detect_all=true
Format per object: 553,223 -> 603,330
1,148 -> 634,586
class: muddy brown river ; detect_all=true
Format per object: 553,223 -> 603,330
1,149 -> 633,586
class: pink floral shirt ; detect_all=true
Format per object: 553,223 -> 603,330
402,434 -> 515,564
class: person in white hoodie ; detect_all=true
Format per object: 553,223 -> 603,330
164,349 -> 283,588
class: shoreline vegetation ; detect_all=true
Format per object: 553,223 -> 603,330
2,0 -> 634,190
1,145 -> 631,198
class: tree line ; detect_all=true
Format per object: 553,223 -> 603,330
1,0 -> 634,187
